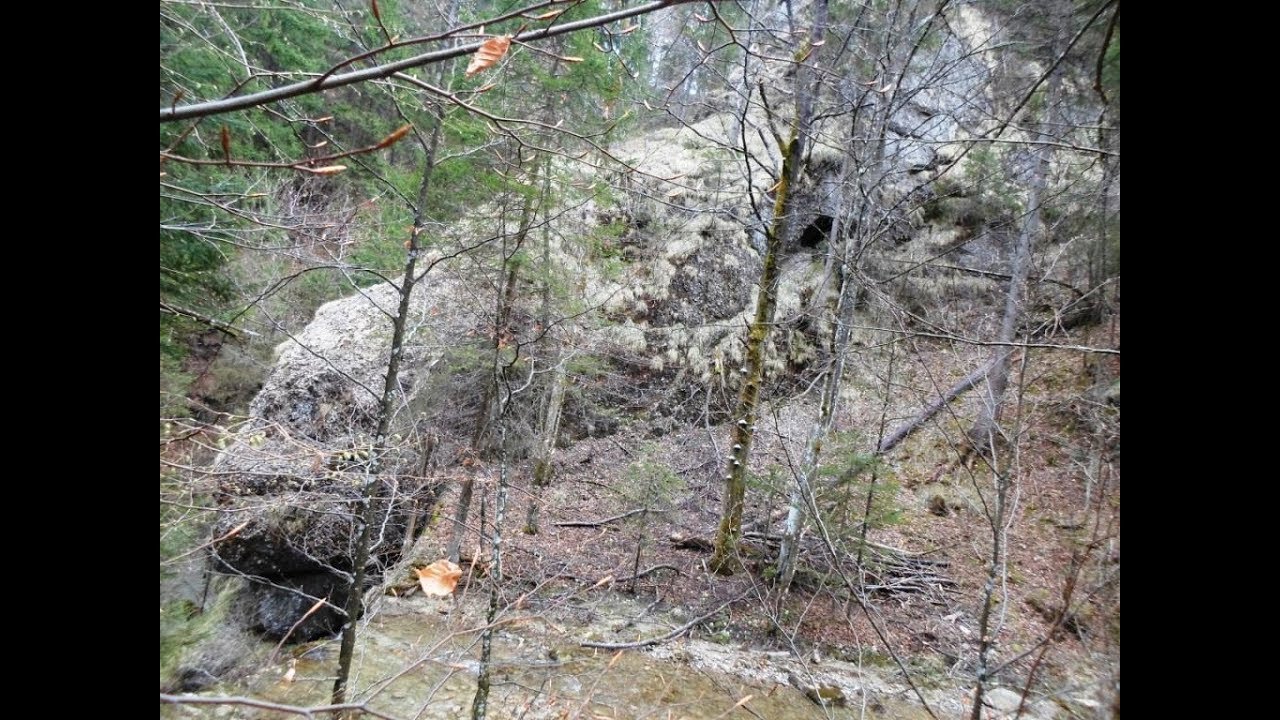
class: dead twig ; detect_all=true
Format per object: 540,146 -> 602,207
553,507 -> 652,528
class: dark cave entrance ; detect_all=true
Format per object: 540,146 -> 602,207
797,214 -> 834,249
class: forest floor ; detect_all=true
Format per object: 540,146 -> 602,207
403,327 -> 1121,717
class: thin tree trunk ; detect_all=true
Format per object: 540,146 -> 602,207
400,431 -> 439,557
776,252 -> 854,587
775,26 -> 902,583
969,466 -> 1007,720
471,262 -> 523,453
331,95 -> 447,711
628,507 -> 649,594
525,155 -> 565,536
524,360 -> 566,534
454,188 -> 535,559
775,145 -> 858,586
446,473 -> 474,566
970,345 -> 1032,720
968,71 -> 1061,453
711,0 -> 829,574
472,171 -> 539,454
471,425 -> 509,720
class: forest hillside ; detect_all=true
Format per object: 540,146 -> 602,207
161,1 -> 1119,717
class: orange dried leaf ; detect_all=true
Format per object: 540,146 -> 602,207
376,123 -> 413,149
530,9 -> 563,20
560,56 -> 584,63
415,559 -> 462,596
306,165 -> 348,175
592,41 -> 608,53
617,24 -> 639,35
465,35 -> 512,78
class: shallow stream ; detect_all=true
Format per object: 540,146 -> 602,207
161,591 -> 952,719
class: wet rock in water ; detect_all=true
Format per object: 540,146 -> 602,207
164,603 -> 261,693
788,670 -> 849,708
803,684 -> 847,707
207,434 -> 433,642
240,571 -> 351,641
176,666 -> 221,692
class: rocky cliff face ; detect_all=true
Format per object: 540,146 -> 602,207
202,3 -> 1080,644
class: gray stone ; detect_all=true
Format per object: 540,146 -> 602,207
986,687 -> 1025,713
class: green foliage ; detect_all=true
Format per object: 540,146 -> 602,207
618,445 -> 682,590
159,167 -> 239,396
815,432 -> 904,532
746,464 -> 784,495
159,581 -> 246,692
583,216 -> 630,279
159,599 -> 208,687
566,353 -> 611,379
961,145 -> 1022,221
622,444 -> 682,508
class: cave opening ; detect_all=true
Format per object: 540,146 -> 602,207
797,215 -> 834,249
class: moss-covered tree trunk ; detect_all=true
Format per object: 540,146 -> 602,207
524,155 -> 565,536
711,0 -> 829,575
524,359 -> 566,534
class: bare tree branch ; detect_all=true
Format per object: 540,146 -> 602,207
161,0 -> 713,123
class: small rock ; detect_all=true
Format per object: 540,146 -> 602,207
985,687 -> 1023,713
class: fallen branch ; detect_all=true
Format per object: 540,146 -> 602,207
159,694 -> 401,720
554,508 -> 650,528
877,358 -> 997,454
668,533 -> 715,552
580,589 -> 751,650
608,437 -> 633,457
616,564 -> 682,583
